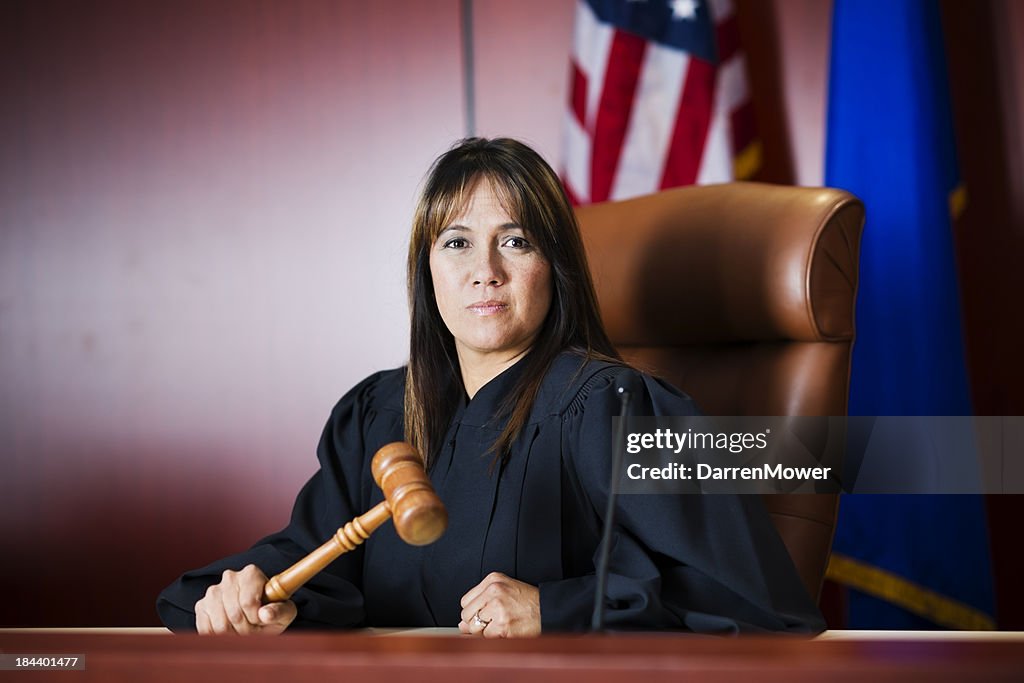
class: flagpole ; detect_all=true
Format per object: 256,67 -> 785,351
460,0 -> 476,137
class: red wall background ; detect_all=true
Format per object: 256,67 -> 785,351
1,0 -> 1021,627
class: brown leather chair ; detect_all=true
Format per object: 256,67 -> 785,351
576,182 -> 865,602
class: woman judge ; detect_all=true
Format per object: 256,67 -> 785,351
157,137 -> 824,637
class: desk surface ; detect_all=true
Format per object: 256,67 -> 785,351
5,626 -> 1024,639
1,630 -> 1023,682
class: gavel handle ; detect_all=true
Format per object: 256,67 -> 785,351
262,500 -> 392,603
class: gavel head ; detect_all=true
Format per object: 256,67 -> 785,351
371,442 -> 448,546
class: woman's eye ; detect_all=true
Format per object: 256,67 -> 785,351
443,237 -> 469,249
504,236 -> 530,249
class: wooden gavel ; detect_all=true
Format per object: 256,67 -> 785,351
262,442 -> 447,603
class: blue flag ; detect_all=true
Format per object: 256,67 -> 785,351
824,0 -> 996,629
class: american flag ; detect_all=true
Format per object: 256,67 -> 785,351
562,0 -> 758,205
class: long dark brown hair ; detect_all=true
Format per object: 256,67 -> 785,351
405,137 -> 620,468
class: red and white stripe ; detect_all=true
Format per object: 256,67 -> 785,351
562,0 -> 756,206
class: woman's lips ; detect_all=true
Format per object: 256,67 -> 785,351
467,301 -> 508,316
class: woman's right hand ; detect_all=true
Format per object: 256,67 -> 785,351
194,564 -> 297,635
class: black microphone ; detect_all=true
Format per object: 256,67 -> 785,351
591,371 -> 643,632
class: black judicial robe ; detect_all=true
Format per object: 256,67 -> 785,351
157,352 -> 825,634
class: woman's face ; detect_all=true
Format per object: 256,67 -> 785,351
429,179 -> 553,368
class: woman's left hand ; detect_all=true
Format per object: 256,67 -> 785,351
458,572 -> 541,638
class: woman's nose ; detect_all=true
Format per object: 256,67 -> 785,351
472,246 -> 504,286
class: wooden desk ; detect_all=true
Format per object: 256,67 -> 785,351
2,630 -> 1023,682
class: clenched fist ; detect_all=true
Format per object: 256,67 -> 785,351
194,564 -> 297,635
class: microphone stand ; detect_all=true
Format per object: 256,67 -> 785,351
591,376 -> 638,632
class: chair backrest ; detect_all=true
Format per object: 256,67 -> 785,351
576,182 -> 865,601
